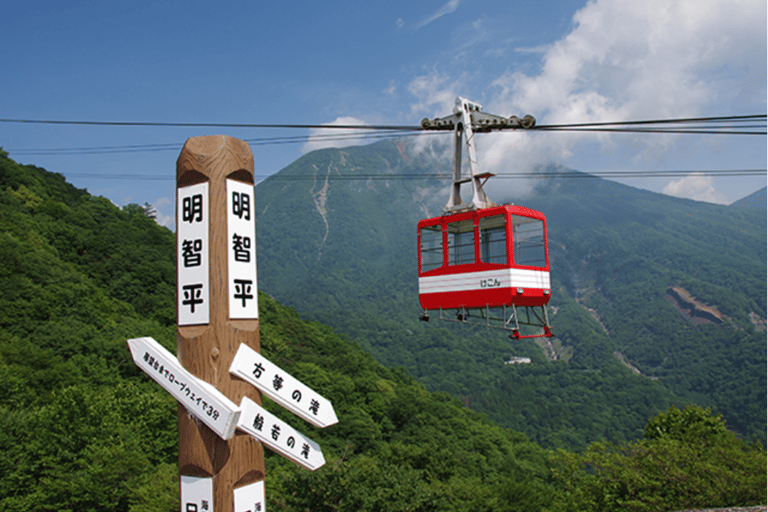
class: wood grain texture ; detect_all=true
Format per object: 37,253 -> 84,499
177,135 -> 264,512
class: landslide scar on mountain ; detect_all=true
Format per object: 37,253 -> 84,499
664,286 -> 724,325
749,312 -> 766,331
309,163 -> 331,260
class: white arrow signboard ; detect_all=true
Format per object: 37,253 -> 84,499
127,336 -> 240,440
238,397 -> 326,471
230,344 -> 338,428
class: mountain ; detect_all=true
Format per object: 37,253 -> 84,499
730,186 -> 767,208
1,147 -> 764,511
254,139 -> 767,448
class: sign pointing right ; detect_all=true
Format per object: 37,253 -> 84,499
238,397 -> 326,471
230,343 -> 338,428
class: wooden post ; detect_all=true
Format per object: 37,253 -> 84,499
176,135 -> 264,512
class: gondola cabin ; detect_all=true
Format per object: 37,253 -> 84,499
418,205 -> 551,311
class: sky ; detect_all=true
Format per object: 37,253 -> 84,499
1,0 -> 765,228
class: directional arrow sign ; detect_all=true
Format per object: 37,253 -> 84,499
127,337 -> 241,440
238,397 -> 326,471
230,343 -> 338,428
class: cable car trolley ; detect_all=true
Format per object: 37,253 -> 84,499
418,97 -> 553,339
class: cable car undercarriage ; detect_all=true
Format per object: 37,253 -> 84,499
420,304 -> 553,339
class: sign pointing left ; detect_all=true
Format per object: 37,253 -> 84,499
127,336 -> 241,440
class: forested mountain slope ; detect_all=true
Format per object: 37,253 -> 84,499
0,149 -> 542,509
254,139 -> 767,448
730,186 -> 766,208
0,148 -> 764,512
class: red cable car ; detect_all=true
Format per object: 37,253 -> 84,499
418,97 -> 553,338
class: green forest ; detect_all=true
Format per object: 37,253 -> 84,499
0,148 -> 765,511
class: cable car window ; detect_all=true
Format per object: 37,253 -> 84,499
420,225 -> 443,272
447,219 -> 475,265
480,215 -> 507,264
513,215 -> 546,267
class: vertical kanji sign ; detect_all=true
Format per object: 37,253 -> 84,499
176,135 -> 264,512
178,182 -> 209,326
233,478 -> 265,512
227,180 -> 258,320
181,476 -> 213,512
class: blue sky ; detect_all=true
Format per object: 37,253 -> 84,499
1,0 -> 765,228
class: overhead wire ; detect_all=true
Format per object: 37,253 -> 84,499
2,114 -> 765,182
533,114 -> 765,129
61,169 -> 766,182
9,130 -> 437,156
5,114 -> 765,156
0,118 -> 421,131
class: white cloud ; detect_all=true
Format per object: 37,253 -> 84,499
407,69 -> 467,118
489,0 -> 765,160
662,173 -> 729,204
415,0 -> 460,29
383,80 -> 398,97
302,116 -> 371,154
152,196 -> 175,229
404,0 -> 766,201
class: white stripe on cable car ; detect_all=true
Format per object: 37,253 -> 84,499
419,268 -> 550,294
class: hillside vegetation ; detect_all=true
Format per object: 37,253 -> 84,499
0,148 -> 764,511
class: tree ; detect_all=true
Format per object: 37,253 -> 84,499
549,406 -> 767,512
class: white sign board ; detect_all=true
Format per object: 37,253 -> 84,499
178,182 -> 210,326
233,480 -> 265,512
227,179 -> 258,320
181,476 -> 213,512
238,397 -> 326,471
127,337 -> 240,440
230,344 -> 338,428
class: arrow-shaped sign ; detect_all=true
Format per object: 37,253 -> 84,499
230,344 -> 338,428
127,337 -> 241,440
237,397 -> 326,471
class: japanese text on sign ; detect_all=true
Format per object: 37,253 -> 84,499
178,182 -> 210,325
230,344 -> 338,429
181,476 -> 213,512
238,397 -> 325,471
227,180 -> 258,320
233,480 -> 265,512
127,337 -> 240,439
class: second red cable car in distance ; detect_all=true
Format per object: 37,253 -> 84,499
418,97 -> 553,338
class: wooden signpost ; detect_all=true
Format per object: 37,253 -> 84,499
176,135 -> 263,512
128,134 -> 337,511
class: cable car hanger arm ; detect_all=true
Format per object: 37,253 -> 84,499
423,97 -> 536,212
